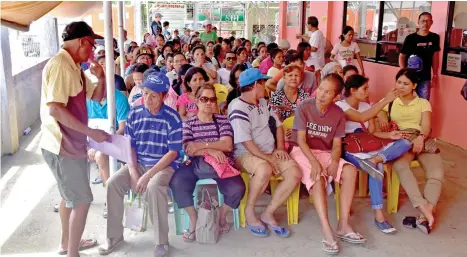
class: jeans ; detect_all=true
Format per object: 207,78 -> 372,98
344,152 -> 384,209
378,139 -> 412,163
343,139 -> 412,210
416,80 -> 431,100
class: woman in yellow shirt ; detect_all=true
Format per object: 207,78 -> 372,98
379,68 -> 444,235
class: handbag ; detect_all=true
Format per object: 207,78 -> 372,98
123,192 -> 148,232
195,188 -> 220,244
343,122 -> 394,153
203,152 -> 240,178
399,128 -> 440,154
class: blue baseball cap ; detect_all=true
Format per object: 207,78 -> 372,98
141,72 -> 170,93
239,68 -> 271,87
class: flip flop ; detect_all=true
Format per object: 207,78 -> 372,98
220,223 -> 230,234
260,219 -> 290,238
374,220 -> 397,234
336,232 -> 367,244
58,238 -> 97,255
322,240 -> 339,255
246,223 -> 269,237
182,230 -> 196,242
416,219 -> 431,234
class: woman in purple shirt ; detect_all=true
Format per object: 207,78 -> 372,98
169,84 -> 245,242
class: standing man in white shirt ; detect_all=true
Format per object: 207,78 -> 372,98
297,16 -> 326,72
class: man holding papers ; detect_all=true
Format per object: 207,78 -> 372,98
99,72 -> 182,257
40,21 -> 109,257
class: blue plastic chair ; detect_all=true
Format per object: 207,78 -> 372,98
173,178 -> 240,235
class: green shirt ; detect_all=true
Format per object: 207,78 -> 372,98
200,31 -> 218,44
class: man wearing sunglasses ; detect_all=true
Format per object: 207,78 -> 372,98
217,51 -> 237,89
40,21 -> 109,257
228,68 -> 302,238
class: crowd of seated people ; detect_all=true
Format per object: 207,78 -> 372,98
46,14 -> 445,257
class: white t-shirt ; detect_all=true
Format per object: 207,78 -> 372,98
267,67 -> 281,77
331,41 -> 360,66
307,30 -> 326,70
217,68 -> 231,88
166,70 -> 177,85
335,100 -> 371,134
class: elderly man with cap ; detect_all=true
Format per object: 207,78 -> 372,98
151,12 -> 163,36
200,20 -> 217,44
40,21 -> 109,257
228,68 -> 302,238
99,72 -> 182,257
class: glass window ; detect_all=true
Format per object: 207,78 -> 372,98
442,2 -> 467,78
345,1 -> 380,60
343,1 -> 432,66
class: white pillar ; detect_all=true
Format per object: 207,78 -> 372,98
193,3 -> 198,31
0,27 -> 19,155
104,1 -> 117,175
244,3 -> 249,39
118,1 -> 125,76
134,0 -> 142,43
146,0 -> 151,33
40,17 -> 59,58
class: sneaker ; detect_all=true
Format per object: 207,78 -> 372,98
374,220 -> 397,234
154,244 -> 169,257
54,204 -> 59,213
358,159 -> 384,181
98,236 -> 124,255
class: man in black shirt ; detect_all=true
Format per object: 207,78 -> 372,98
399,12 -> 440,100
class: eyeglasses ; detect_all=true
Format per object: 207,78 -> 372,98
199,96 -> 217,103
226,57 -> 237,61
84,38 -> 96,51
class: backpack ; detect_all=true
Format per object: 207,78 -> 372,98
407,55 -> 423,72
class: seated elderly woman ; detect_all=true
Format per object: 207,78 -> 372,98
169,84 -> 246,242
310,61 -> 343,97
269,64 -> 310,122
378,69 -> 444,234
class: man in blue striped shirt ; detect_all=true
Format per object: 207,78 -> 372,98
100,72 -> 182,257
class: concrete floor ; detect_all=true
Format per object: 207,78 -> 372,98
1,121 -> 467,257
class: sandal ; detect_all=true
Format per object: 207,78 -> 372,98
246,223 -> 269,237
220,223 -> 230,234
260,218 -> 290,238
336,232 -> 367,244
416,218 -> 431,234
322,240 -> 339,255
58,238 -> 97,255
182,230 -> 196,242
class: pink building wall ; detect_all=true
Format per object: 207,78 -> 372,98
280,1 -> 467,149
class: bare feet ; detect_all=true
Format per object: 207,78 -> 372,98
245,206 -> 262,226
260,211 -> 279,226
418,203 -> 435,228
321,223 -> 336,244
